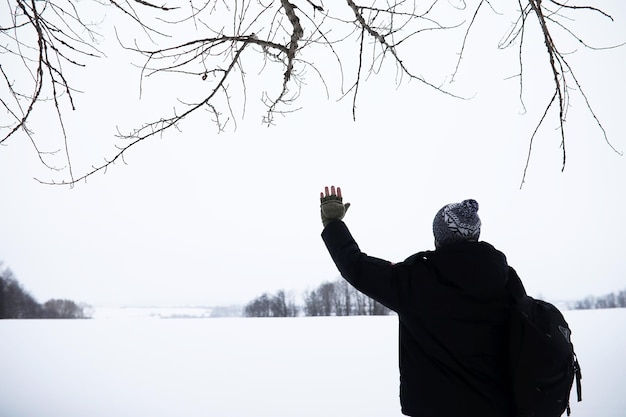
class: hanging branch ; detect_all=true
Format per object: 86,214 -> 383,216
511,0 -> 623,187
2,0 -> 622,186
38,0 -> 457,185
1,0 -> 107,183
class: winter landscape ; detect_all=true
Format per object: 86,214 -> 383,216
2,0 -> 625,416
0,307 -> 624,417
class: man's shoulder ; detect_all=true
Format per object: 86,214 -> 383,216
401,250 -> 434,265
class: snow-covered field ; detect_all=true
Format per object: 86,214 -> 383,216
0,308 -> 624,417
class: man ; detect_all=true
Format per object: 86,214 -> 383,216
320,185 -> 513,417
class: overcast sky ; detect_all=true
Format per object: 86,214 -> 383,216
1,1 -> 625,307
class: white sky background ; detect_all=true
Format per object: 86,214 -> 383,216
1,0 -> 625,307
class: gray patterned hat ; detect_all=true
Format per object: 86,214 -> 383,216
432,199 -> 481,247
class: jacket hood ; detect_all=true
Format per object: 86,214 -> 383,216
425,241 -> 509,300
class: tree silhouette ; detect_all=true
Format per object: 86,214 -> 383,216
0,265 -> 89,319
244,289 -> 298,317
303,279 -> 390,317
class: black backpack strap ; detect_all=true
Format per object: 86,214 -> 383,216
567,354 -> 583,416
574,354 -> 582,402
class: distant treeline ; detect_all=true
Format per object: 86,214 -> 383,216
243,280 -> 626,318
243,279 -> 391,317
0,267 -> 89,319
569,289 -> 626,310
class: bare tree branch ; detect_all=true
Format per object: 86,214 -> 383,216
1,0 -> 623,186
514,0 -> 623,187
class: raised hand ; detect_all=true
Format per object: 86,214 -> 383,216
320,185 -> 350,227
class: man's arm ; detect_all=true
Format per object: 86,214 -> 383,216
321,220 -> 402,312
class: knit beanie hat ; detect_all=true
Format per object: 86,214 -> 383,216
432,199 -> 481,247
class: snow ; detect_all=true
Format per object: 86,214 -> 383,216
91,306 -> 215,319
0,309 -> 624,417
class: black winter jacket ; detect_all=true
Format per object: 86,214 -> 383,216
322,221 -> 513,417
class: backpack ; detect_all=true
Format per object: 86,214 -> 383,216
507,268 -> 582,417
